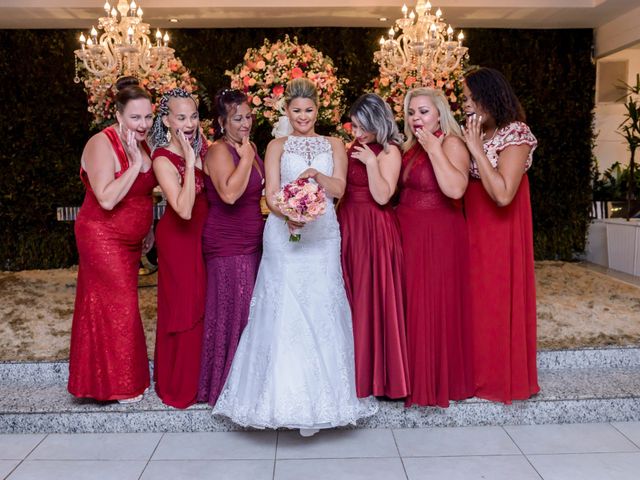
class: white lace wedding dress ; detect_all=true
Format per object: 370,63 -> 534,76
213,135 -> 378,429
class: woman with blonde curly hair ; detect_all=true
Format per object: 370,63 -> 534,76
397,87 -> 474,408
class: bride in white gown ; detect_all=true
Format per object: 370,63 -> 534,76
213,78 -> 378,434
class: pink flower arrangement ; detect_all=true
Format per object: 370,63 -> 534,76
273,177 -> 327,242
373,61 -> 467,123
226,35 -> 348,129
78,56 -> 200,129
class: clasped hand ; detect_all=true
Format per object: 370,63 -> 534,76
175,129 -> 197,168
123,128 -> 143,169
415,127 -> 444,153
351,143 -> 377,166
460,114 -> 484,157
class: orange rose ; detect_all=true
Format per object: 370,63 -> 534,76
291,67 -> 304,79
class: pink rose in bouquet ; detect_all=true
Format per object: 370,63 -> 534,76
273,177 -> 327,242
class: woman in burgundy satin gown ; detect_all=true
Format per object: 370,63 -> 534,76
150,89 -> 208,409
68,77 -> 156,403
337,93 -> 409,399
197,89 -> 265,406
397,88 -> 474,408
461,67 -> 539,403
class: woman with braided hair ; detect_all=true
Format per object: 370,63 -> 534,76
150,88 -> 208,409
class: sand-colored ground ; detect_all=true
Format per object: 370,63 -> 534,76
0,261 -> 639,361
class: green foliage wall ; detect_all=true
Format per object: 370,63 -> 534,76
0,27 -> 594,269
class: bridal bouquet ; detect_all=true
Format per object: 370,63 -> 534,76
273,178 -> 327,242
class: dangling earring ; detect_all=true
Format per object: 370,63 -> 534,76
221,125 -> 225,134
166,128 -> 172,143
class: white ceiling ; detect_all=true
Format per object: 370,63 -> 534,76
0,0 -> 638,29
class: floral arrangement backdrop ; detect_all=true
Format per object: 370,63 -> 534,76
77,57 -> 201,129
372,61 -> 466,121
226,35 -> 348,129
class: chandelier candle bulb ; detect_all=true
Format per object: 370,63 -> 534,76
436,8 -> 442,19
163,32 -> 169,47
137,7 -> 143,17
111,7 -> 117,17
103,1 -> 110,13
127,26 -> 134,43
129,1 -> 136,15
457,30 -> 464,46
402,4 -> 408,16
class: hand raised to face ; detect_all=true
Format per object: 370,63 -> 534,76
175,129 -> 196,168
351,143 -> 378,166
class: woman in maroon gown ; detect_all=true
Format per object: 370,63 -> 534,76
68,77 -> 156,403
150,89 -> 208,409
197,89 -> 265,406
397,87 -> 474,408
461,67 -> 539,403
337,93 -> 409,399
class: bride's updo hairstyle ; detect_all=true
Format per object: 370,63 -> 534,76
284,78 -> 318,107
114,76 -> 151,114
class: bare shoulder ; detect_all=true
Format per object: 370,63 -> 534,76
326,136 -> 346,152
207,140 -> 232,159
266,137 -> 286,155
442,134 -> 466,149
379,143 -> 401,158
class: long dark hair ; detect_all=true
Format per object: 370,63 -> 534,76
464,67 -> 525,128
213,88 -> 249,140
114,76 -> 150,113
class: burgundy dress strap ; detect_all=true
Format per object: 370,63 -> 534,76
80,126 -> 152,188
152,147 -> 206,194
103,126 -> 130,171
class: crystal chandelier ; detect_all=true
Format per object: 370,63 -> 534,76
374,0 -> 468,87
73,0 -> 174,83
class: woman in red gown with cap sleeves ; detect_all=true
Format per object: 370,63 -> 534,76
461,67 -> 539,403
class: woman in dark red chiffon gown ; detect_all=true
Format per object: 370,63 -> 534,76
337,93 -> 409,399
461,67 -> 540,403
150,89 -> 208,409
397,87 -> 474,408
68,77 -> 156,403
197,89 -> 265,406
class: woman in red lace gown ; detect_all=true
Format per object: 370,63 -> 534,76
68,77 -> 156,403
337,93 -> 409,399
397,88 -> 474,408
150,89 -> 208,409
461,68 -> 539,403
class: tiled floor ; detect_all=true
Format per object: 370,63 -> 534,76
1,422 -> 640,479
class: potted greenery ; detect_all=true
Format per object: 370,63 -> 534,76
601,74 -> 640,276
618,73 -> 640,220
